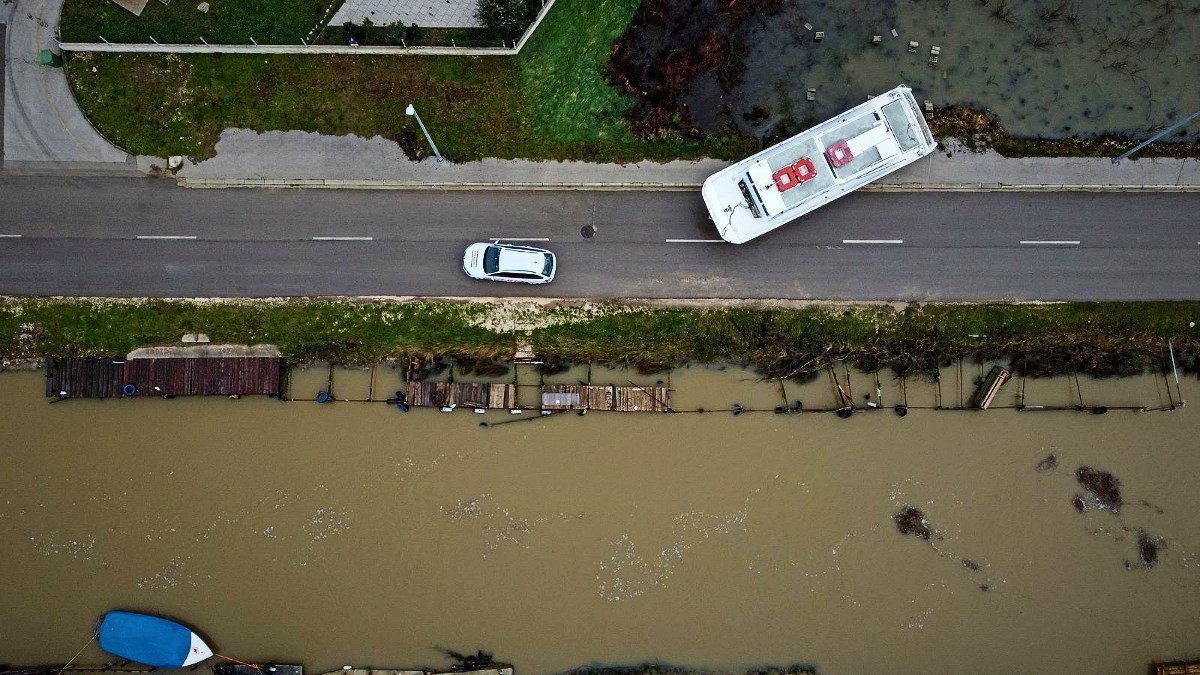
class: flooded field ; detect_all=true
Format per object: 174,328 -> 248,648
2,364 -> 1200,675
613,0 -> 1200,141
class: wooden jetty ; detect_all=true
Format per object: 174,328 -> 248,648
968,364 -> 1011,409
540,384 -> 670,412
123,345 -> 283,397
326,667 -> 511,675
1158,661 -> 1200,675
406,381 -> 516,409
45,357 -> 125,398
214,664 -> 302,675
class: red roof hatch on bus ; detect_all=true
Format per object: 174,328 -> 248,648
772,157 -> 818,192
826,140 -> 854,168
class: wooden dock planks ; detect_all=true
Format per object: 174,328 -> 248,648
540,384 -> 670,412
45,357 -> 125,398
406,381 -> 516,409
1158,662 -> 1200,675
123,357 -> 282,396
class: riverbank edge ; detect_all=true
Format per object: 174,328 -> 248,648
2,297 -> 1197,379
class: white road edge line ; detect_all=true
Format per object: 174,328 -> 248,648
0,234 -> 22,238
1020,240 -> 1080,245
312,236 -> 374,241
136,235 -> 198,240
842,239 -> 904,244
665,239 -> 724,243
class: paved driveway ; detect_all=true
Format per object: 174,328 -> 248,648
2,0 -> 132,167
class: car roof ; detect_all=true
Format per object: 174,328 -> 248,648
496,247 -> 547,274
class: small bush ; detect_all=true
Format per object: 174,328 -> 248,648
385,24 -> 407,45
476,0 -> 529,38
341,21 -> 365,43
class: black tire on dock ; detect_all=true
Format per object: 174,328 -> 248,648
895,405 -> 908,417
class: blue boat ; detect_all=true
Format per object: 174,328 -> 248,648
98,611 -> 214,668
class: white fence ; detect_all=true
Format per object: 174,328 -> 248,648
59,0 -> 557,55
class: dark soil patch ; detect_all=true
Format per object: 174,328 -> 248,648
454,356 -> 512,378
893,507 -> 932,540
538,357 -> 573,377
409,355 -> 452,381
1075,466 -> 1123,513
1012,347 -> 1156,378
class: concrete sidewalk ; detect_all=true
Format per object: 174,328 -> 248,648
174,128 -> 1200,191
2,0 -> 134,170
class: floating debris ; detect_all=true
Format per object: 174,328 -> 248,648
893,507 -> 932,540
1126,530 -> 1165,570
962,558 -> 980,571
979,584 -> 991,592
1076,466 -> 1123,512
1035,454 -> 1058,472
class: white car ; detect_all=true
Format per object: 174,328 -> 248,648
463,241 -> 556,284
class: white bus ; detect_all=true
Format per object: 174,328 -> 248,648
701,85 -> 935,244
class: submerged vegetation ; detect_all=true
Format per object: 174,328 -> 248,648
928,107 -> 1200,159
1,298 -> 1198,380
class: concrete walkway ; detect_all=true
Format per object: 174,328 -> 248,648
331,0 -> 483,29
174,129 -> 1200,191
2,0 -> 133,170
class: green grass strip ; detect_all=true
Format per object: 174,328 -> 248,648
3,299 -> 1198,376
60,0 -> 338,45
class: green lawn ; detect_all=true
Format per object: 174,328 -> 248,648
64,0 -> 756,161
60,0 -> 339,45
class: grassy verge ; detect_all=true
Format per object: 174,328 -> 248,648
0,299 -> 512,364
60,0 -> 339,45
3,299 -> 1198,378
64,0 -> 756,162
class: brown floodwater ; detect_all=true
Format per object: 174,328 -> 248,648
2,365 -> 1199,675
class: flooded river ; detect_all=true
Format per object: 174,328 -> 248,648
2,365 -> 1199,675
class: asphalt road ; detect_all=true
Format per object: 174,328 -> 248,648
0,176 -> 1198,300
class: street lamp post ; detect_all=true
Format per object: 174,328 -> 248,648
405,103 -> 443,162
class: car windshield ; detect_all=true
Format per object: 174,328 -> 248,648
542,255 -> 555,278
483,246 -> 501,275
